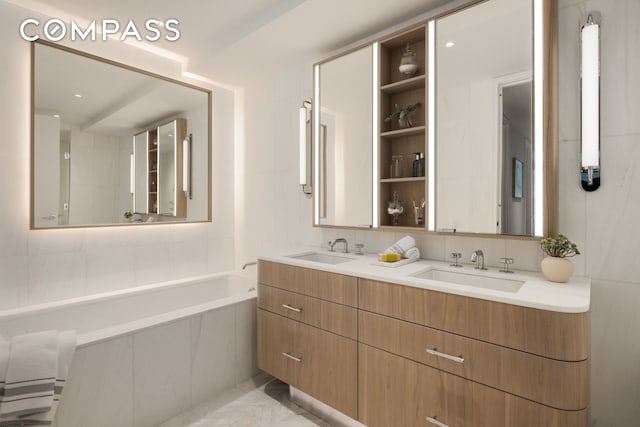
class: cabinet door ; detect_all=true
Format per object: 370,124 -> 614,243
291,321 -> 358,419
257,309 -> 294,384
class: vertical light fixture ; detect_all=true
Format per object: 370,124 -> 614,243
313,65 -> 321,223
427,20 -> 436,231
183,133 -> 192,199
130,153 -> 135,194
372,42 -> 380,228
533,0 -> 544,236
299,99 -> 313,196
580,13 -> 601,191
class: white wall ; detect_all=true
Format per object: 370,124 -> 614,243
436,79 -> 497,233
0,1 -> 236,308
33,114 -> 61,228
239,1 -> 640,426
68,127 -> 123,225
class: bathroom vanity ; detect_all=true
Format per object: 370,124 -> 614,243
257,251 -> 590,427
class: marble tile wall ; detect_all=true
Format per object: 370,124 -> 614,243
52,299 -> 258,427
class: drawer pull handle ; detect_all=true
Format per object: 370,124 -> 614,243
282,304 -> 302,313
426,416 -> 450,427
281,352 -> 303,363
426,348 -> 464,364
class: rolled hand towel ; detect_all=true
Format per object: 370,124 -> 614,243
0,331 -> 58,418
385,236 -> 417,255
403,247 -> 421,260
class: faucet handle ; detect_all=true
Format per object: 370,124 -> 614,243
328,240 -> 335,252
355,243 -> 365,255
449,252 -> 462,267
499,257 -> 514,273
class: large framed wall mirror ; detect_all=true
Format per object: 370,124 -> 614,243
312,0 -> 556,237
31,41 -> 211,229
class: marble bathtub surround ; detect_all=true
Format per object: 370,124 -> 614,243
51,299 -> 258,427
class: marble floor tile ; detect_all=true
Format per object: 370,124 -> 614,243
156,375 -> 333,427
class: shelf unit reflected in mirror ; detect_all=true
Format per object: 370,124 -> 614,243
133,118 -> 187,218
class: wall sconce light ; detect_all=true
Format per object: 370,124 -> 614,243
183,133 -> 192,199
580,13 -> 601,191
299,100 -> 313,196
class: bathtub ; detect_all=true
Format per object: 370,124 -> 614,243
0,273 -> 259,427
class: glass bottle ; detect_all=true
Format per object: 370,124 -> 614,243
390,155 -> 404,178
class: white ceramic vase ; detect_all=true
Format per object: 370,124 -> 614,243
540,256 -> 574,283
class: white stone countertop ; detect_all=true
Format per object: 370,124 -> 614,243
258,247 -> 591,314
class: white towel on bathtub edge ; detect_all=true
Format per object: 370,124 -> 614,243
0,331 -> 58,418
0,330 -> 76,423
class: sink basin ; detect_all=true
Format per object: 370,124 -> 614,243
411,269 -> 524,293
288,252 -> 355,265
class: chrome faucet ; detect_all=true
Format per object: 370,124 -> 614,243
470,249 -> 487,270
329,238 -> 349,253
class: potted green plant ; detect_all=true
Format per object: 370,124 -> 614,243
539,234 -> 580,283
123,211 -> 133,222
384,102 -> 420,129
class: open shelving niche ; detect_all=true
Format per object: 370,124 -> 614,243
378,25 -> 428,230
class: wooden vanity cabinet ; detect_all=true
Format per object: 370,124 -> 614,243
257,261 -> 589,427
256,261 -> 358,419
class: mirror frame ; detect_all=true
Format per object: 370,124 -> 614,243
30,39 -> 213,229
311,0 -> 557,238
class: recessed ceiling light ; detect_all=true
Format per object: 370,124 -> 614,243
53,114 -> 60,118
74,93 -> 83,98
445,41 -> 455,48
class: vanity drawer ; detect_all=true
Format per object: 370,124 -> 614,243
257,309 -> 358,419
258,284 -> 357,339
359,278 -> 589,361
359,343 -> 588,427
359,310 -> 588,410
258,260 -> 358,307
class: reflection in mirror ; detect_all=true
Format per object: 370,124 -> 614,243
314,45 -> 374,228
32,41 -> 211,228
435,0 -> 537,236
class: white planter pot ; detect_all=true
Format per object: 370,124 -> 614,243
541,256 -> 574,283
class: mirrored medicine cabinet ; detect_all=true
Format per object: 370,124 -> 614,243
312,0 -> 557,238
31,40 -> 211,229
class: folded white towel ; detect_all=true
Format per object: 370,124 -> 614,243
385,236 -> 417,255
0,331 -> 58,418
403,247 -> 421,260
0,330 -> 76,425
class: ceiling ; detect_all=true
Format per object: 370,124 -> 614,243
10,0 -> 451,86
